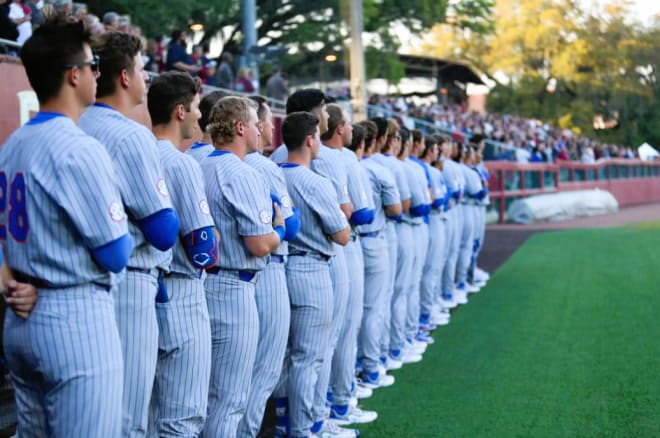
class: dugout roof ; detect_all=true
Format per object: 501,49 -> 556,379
398,54 -> 485,86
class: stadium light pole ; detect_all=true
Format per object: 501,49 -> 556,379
242,0 -> 259,90
349,0 -> 368,122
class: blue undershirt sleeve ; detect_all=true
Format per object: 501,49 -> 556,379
137,208 -> 180,251
92,233 -> 134,273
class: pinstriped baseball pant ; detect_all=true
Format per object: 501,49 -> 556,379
203,270 -> 259,438
116,271 -> 159,438
285,256 -> 334,438
151,276 -> 212,437
238,261 -> 290,437
390,222 -> 414,352
457,204 -> 476,286
380,221 -> 398,357
359,231 -> 389,373
406,222 -> 429,338
313,247 -> 349,423
442,207 -> 461,296
4,286 -> 123,438
331,236 -> 365,405
420,213 -> 446,318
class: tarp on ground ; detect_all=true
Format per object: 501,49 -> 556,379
638,142 -> 659,161
507,190 -> 619,224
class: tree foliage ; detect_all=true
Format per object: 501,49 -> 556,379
88,0 -> 493,84
419,0 -> 660,146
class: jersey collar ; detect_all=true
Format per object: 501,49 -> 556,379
26,112 -> 67,125
278,162 -> 300,168
208,150 -> 232,158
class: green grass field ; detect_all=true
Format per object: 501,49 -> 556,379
357,226 -> 660,437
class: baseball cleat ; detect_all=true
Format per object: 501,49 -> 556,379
330,405 -> 378,426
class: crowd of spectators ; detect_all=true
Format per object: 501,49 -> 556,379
0,1 -> 290,99
367,95 -> 638,163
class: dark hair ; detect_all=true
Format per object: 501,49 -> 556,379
320,103 -> 344,142
199,90 -> 232,132
370,117 -> 388,140
170,29 -> 183,42
94,31 -> 143,98
147,72 -> 201,126
248,95 -> 268,121
411,129 -> 423,144
421,135 -> 438,159
20,17 -> 92,103
358,120 -> 377,151
286,88 -> 325,114
399,127 -> 410,143
349,123 -> 365,153
282,112 -> 319,152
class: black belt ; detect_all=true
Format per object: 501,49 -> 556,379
288,251 -> 331,262
206,266 -> 256,282
13,270 -> 111,292
271,254 -> 285,263
359,231 -> 380,238
127,267 -> 160,277
165,270 -> 203,280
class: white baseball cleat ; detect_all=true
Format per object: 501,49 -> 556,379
330,405 -> 378,426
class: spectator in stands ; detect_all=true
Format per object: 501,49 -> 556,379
102,11 -> 118,31
234,66 -> 255,93
72,2 -> 85,21
0,0 -> 19,47
266,68 -> 289,101
25,0 -> 43,27
216,51 -> 234,89
53,0 -> 70,16
117,15 -> 129,33
190,44 -> 212,83
166,29 -> 201,74
581,146 -> 595,164
8,0 -> 31,45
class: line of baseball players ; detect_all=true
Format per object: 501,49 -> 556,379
0,18 -> 490,438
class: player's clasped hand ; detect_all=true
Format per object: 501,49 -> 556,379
272,203 -> 285,229
3,280 -> 38,319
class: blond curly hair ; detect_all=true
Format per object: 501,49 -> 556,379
207,96 -> 257,145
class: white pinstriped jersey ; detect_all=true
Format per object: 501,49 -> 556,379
428,165 -> 447,216
268,143 -> 287,164
477,162 -> 491,206
312,145 -> 350,205
245,151 -> 294,256
370,153 -> 411,203
187,141 -> 214,164
201,150 -> 274,271
463,164 -> 483,202
442,158 -> 463,194
158,140 -> 214,276
0,113 -> 128,287
79,104 -> 173,270
357,157 -> 400,234
280,164 -> 348,257
340,148 -> 374,213
401,158 -> 429,225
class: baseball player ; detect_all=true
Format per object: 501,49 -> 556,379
1,19 -> 131,437
147,72 -> 219,436
187,90 -> 231,164
239,95 -> 301,438
417,136 -> 450,330
352,122 -> 403,389
439,139 -> 465,309
79,31 -> 180,437
322,105 -> 377,426
278,111 -> 352,438
401,129 -> 432,346
455,145 -> 482,298
200,96 -> 284,438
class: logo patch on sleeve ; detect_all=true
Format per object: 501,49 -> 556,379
280,195 -> 292,208
259,209 -> 272,224
156,178 -> 170,197
109,201 -> 126,222
199,199 -> 210,215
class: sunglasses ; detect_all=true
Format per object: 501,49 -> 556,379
65,55 -> 100,73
